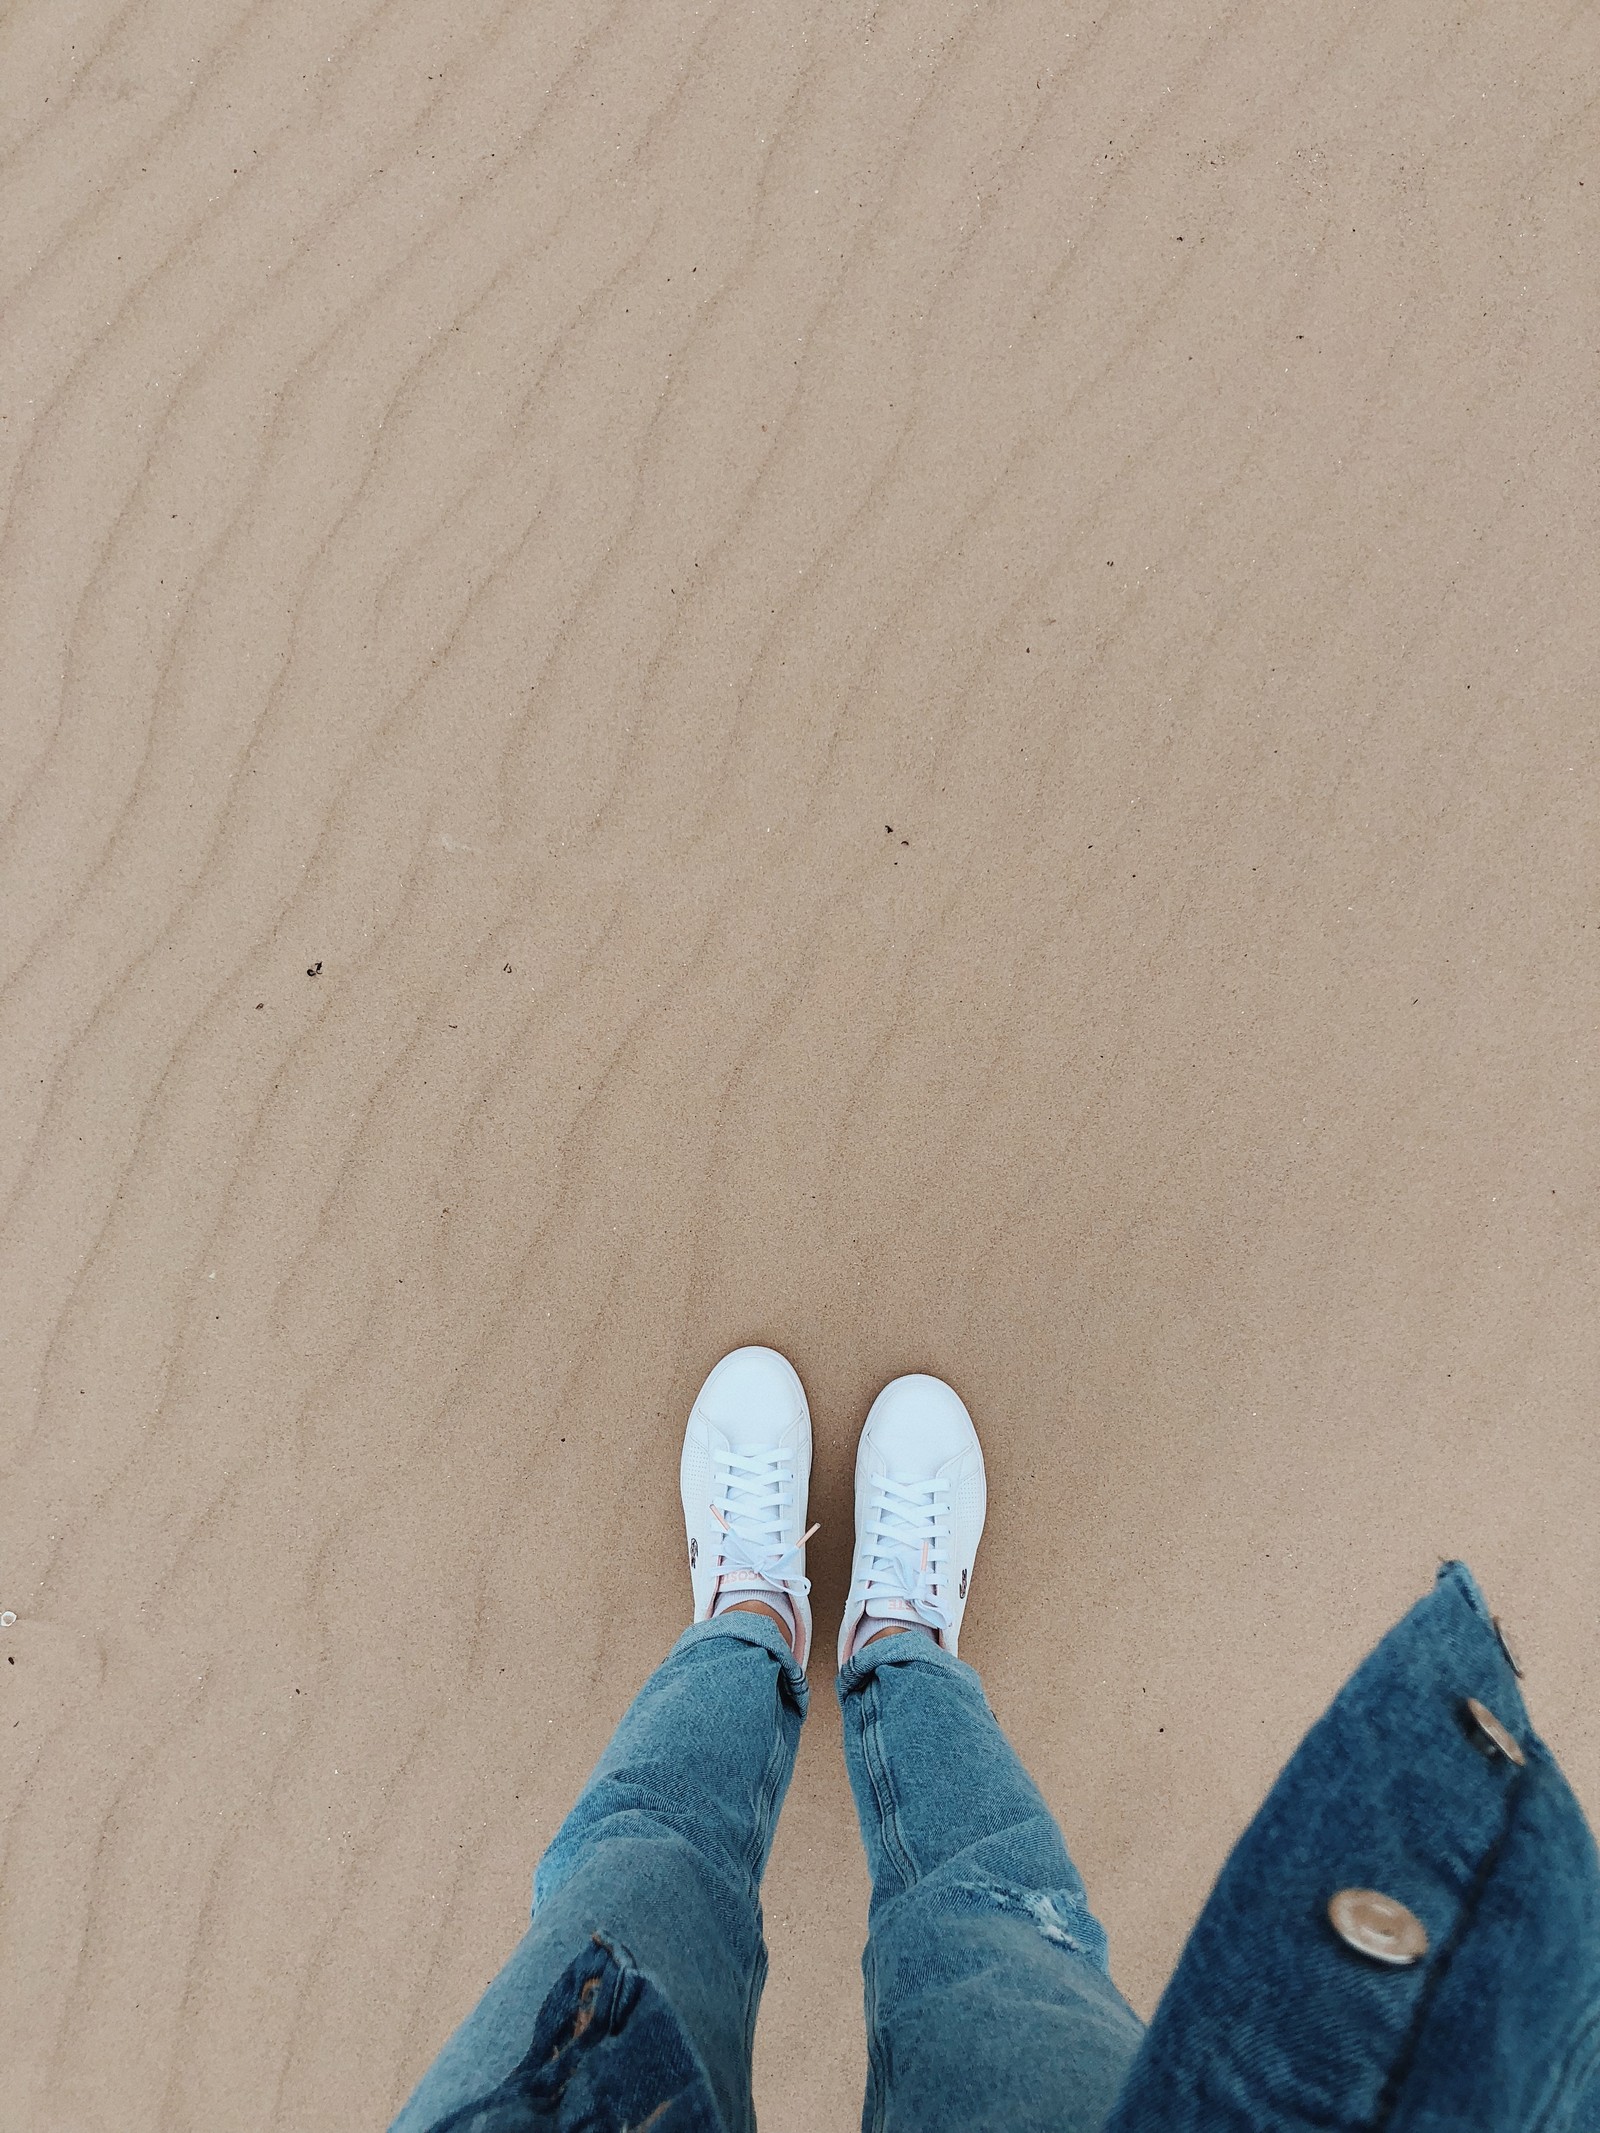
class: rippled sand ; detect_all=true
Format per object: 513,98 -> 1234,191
3,3 -> 1596,2126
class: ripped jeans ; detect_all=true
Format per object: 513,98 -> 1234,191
391,1614 -> 1143,2133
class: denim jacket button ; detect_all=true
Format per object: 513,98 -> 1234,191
1328,1888 -> 1430,1965
1465,1696 -> 1527,1765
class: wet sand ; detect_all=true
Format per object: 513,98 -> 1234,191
2,2 -> 1597,2126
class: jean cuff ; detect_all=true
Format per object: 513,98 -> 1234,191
673,1611 -> 811,1715
835,1624 -> 980,1701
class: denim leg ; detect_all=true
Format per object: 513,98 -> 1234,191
838,1632 -> 1144,2133
392,1614 -> 807,2133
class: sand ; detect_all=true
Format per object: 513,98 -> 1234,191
2,2 -> 1597,2127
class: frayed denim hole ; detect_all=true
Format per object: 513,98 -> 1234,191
1016,1889 -> 1093,1953
944,1878 -> 1102,1959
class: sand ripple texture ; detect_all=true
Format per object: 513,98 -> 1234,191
2,2 -> 1597,2127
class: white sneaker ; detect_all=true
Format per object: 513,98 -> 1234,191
838,1373 -> 987,1666
680,1345 -> 816,1671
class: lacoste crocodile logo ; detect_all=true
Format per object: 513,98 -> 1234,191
958,1568 -> 968,1598
689,1538 -> 699,1568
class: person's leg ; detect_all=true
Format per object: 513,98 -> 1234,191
836,1374 -> 1143,2133
839,1629 -> 1142,2133
392,1610 -> 805,2133
394,1343 -> 819,2133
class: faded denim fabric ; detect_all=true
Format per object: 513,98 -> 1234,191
392,1566 -> 1600,2133
836,1628 -> 1144,2132
390,1616 -> 806,2133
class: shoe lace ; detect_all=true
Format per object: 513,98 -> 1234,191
860,1475 -> 953,1633
710,1446 -> 818,1600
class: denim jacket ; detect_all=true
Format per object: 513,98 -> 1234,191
431,1565 -> 1600,2132
1103,1563 -> 1600,2131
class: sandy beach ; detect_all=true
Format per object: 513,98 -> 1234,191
2,2 -> 1597,2126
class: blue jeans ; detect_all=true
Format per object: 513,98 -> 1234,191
391,1616 -> 1144,2133
392,1568 -> 1600,2132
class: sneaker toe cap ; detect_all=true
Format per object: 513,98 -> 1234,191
693,1344 -> 807,1443
863,1373 -> 977,1473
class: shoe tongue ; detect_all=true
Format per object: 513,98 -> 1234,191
863,1594 -> 918,1622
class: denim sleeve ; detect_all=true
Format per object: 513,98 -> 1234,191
1103,1562 -> 1600,2133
